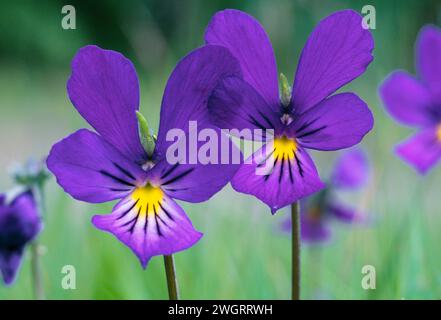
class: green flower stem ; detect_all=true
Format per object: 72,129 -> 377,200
163,255 -> 179,300
31,183 -> 45,300
291,201 -> 301,300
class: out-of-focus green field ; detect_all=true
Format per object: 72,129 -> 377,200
1,0 -> 441,299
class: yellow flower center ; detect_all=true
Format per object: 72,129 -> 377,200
273,136 -> 297,160
437,124 -> 441,142
131,184 -> 164,217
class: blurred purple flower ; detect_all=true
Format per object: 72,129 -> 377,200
281,149 -> 370,243
206,9 -> 374,213
0,191 -> 42,285
380,25 -> 441,174
47,45 -> 241,268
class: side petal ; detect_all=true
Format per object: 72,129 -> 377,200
291,10 -> 374,113
332,149 -> 369,189
208,76 -> 282,139
395,128 -> 441,174
92,191 -> 202,268
379,71 -> 435,127
231,143 -> 325,214
155,45 -> 242,157
290,93 -> 374,151
67,45 -> 147,162
328,202 -> 365,223
417,25 -> 441,99
0,248 -> 24,285
47,129 -> 147,203
205,9 -> 279,106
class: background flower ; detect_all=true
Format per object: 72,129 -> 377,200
0,191 -> 42,285
380,25 -> 441,174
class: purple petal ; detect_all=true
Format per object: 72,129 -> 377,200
301,214 -> 331,243
155,45 -> 242,157
289,93 -> 373,151
379,71 -> 435,127
231,142 -> 325,214
67,45 -> 147,163
395,127 -> 441,174
332,149 -> 369,189
92,189 -> 203,268
417,25 -> 441,100
0,249 -> 23,285
328,202 -> 365,223
47,129 -> 148,203
208,76 -> 282,139
205,9 -> 279,106
0,191 -> 42,285
149,129 -> 241,203
291,10 -> 374,114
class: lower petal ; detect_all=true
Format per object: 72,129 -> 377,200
0,248 -> 23,285
92,186 -> 202,268
301,215 -> 331,243
231,141 -> 325,214
395,128 -> 441,174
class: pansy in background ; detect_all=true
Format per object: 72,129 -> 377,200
0,191 -> 42,285
47,45 -> 241,268
380,25 -> 441,174
281,149 -> 370,243
206,9 -> 374,213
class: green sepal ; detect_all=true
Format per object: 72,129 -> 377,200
280,73 -> 292,107
136,111 -> 156,157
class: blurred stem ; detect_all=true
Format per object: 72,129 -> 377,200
163,255 -> 179,300
31,183 -> 45,300
291,201 -> 301,300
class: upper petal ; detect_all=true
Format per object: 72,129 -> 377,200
231,142 -> 325,214
395,127 -> 441,175
208,76 -> 282,140
417,25 -> 441,99
67,45 -> 147,163
332,148 -> 370,189
47,129 -> 147,203
379,71 -> 435,127
92,189 -> 202,268
291,10 -> 374,113
155,45 -> 242,157
289,93 -> 374,151
205,9 -> 279,106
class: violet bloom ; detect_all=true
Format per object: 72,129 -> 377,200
206,9 -> 374,213
380,26 -> 441,174
282,149 -> 370,243
47,45 -> 241,267
0,191 -> 42,285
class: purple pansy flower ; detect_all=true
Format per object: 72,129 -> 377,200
380,25 -> 441,174
282,149 -> 370,243
206,9 -> 374,213
47,45 -> 241,267
0,191 -> 42,285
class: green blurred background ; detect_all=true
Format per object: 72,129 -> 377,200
1,0 -> 441,299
